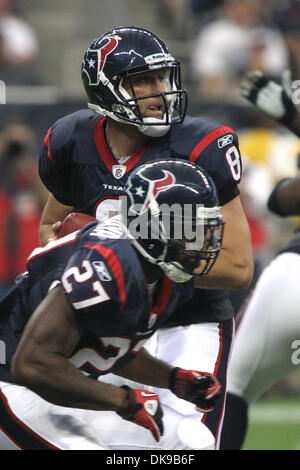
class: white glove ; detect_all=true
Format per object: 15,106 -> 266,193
240,70 -> 297,125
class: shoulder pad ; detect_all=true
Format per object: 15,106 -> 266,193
45,109 -> 99,159
169,115 -> 234,157
66,233 -> 148,316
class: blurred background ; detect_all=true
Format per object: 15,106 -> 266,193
0,0 -> 299,449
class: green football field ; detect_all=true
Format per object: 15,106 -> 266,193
242,398 -> 300,450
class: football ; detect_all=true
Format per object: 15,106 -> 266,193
57,212 -> 97,238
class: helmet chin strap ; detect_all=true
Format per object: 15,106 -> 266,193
138,117 -> 171,138
88,104 -> 171,138
125,229 -> 191,282
158,261 -> 193,283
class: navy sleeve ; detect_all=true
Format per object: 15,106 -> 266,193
169,117 -> 242,206
38,144 -> 72,206
194,131 -> 242,206
38,119 -> 75,206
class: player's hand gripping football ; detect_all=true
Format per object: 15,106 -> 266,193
240,70 -> 297,126
117,386 -> 163,441
169,367 -> 221,413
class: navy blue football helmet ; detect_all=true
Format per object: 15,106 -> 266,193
123,159 -> 224,282
81,26 -> 187,137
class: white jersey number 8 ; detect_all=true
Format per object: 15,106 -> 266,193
225,145 -> 241,181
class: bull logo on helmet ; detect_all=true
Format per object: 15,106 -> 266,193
82,35 -> 120,86
98,36 -> 119,74
142,170 -> 176,212
151,171 -> 175,197
126,170 -> 176,216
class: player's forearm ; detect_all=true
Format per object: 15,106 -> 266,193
115,347 -> 173,389
39,193 -> 73,245
11,286 -> 129,413
11,350 -> 128,412
194,247 -> 254,290
193,195 -> 254,290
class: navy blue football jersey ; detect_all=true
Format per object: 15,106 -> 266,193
39,110 -> 241,215
0,219 -> 193,384
38,110 -> 242,323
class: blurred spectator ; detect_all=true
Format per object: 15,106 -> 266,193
191,0 -> 289,101
158,0 -> 192,38
159,0 -> 223,38
190,0 -> 223,15
284,28 -> 300,82
0,123 -> 48,298
161,0 -> 187,30
0,0 -> 40,84
274,0 -> 300,80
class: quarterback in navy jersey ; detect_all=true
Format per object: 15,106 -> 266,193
39,109 -> 241,218
0,159 -> 224,450
37,26 -> 253,448
38,89 -> 247,327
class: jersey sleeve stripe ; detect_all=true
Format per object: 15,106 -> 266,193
152,275 -> 173,316
189,126 -> 234,163
43,127 -> 55,163
84,243 -> 127,311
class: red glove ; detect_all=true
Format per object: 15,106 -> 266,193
169,367 -> 221,413
117,386 -> 164,441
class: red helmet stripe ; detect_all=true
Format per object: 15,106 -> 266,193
99,37 -> 118,73
152,171 -> 175,197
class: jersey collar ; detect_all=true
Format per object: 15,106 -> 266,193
94,117 -> 146,175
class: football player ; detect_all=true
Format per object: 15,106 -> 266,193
220,71 -> 300,449
0,159 -> 223,450
37,26 -> 253,448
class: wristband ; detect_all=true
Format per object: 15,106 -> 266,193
169,367 -> 180,392
116,385 -> 139,419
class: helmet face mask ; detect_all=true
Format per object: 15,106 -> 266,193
165,219 -> 224,278
122,159 -> 224,283
82,26 -> 187,136
114,66 -> 185,125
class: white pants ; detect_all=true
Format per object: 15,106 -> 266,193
227,252 -> 300,404
155,322 -> 234,450
102,322 -> 233,450
0,379 -> 215,450
155,324 -> 226,414
0,322 -> 231,450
